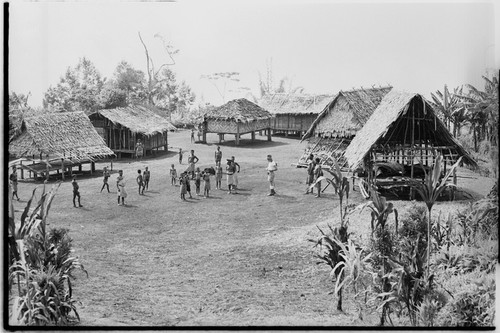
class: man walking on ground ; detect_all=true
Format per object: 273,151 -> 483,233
266,155 -> 278,196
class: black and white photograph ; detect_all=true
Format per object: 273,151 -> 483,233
6,0 -> 499,328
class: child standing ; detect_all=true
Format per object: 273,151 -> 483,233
179,172 -> 187,201
72,176 -> 83,208
117,170 -> 127,206
194,167 -> 202,196
101,166 -> 110,193
143,166 -> 150,191
179,148 -> 183,164
185,172 -> 193,199
170,164 -> 177,185
202,171 -> 211,198
137,169 -> 144,195
10,166 -> 20,201
215,162 -> 222,190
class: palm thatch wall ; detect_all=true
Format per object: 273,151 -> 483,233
344,90 -> 477,176
302,86 -> 393,141
203,98 -> 273,145
9,111 -> 114,161
89,105 -> 176,157
259,93 -> 335,135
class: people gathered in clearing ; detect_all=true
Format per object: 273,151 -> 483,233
194,167 -> 202,196
135,139 -> 144,161
202,170 -> 211,198
215,146 -> 222,165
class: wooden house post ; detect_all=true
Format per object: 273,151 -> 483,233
251,131 -> 255,142
20,160 -> 24,179
202,122 -> 207,143
267,118 -> 272,141
61,158 -> 65,180
235,121 -> 240,145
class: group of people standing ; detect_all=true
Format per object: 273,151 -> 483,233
305,153 -> 323,197
171,146 -> 244,200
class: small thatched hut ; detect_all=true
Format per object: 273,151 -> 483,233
258,93 -> 335,137
8,111 -> 115,180
202,98 -> 273,145
89,105 -> 176,158
344,90 -> 477,197
299,86 -> 392,167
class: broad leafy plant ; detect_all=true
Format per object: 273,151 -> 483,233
409,155 -> 463,279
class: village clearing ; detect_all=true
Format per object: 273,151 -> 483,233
11,130 -> 496,326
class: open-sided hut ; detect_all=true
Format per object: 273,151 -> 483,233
8,111 -> 115,180
258,93 -> 335,137
202,98 -> 272,145
89,105 -> 176,158
343,90 -> 478,197
299,86 -> 392,167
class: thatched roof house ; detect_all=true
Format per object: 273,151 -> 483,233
89,105 -> 176,157
259,93 -> 335,136
297,86 -> 392,168
9,111 -> 114,161
344,90 -> 477,198
302,86 -> 393,140
202,98 -> 273,145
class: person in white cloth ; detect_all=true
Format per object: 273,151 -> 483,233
266,154 -> 278,196
116,170 -> 128,206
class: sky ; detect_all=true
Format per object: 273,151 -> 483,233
8,0 -> 499,108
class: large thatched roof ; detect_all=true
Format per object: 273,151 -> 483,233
344,90 -> 477,169
9,111 -> 115,161
301,86 -> 392,140
258,93 -> 336,115
93,105 -> 176,135
204,98 -> 272,122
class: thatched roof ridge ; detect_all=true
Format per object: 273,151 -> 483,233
95,105 -> 176,135
204,98 -> 272,122
344,90 -> 477,169
301,86 -> 392,141
8,111 -> 115,161
258,93 -> 336,115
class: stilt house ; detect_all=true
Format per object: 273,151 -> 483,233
343,90 -> 478,197
89,105 -> 176,158
8,111 -> 115,180
258,93 -> 335,137
299,86 -> 392,167
202,98 -> 273,145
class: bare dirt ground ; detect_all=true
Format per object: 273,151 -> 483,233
11,130 -> 496,327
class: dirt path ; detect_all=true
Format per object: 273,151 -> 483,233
11,130 -> 495,326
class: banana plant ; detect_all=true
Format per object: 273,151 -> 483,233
409,154 -> 463,279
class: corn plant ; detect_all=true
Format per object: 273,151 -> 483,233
8,182 -> 86,326
310,224 -> 349,311
356,185 -> 398,237
409,155 -> 463,280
